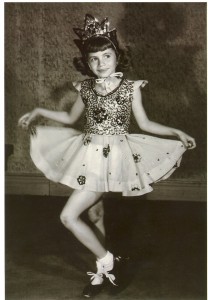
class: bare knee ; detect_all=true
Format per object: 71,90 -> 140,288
59,190 -> 104,230
60,211 -> 78,231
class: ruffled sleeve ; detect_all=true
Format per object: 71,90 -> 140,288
72,81 -> 82,92
134,80 -> 148,89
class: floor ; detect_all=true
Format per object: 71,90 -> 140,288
5,194 -> 206,300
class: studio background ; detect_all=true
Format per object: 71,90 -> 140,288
5,3 -> 207,300
5,3 -> 206,198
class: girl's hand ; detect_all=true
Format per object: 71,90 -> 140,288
177,131 -> 196,150
18,109 -> 39,129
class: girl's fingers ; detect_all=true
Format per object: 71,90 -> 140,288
19,119 -> 29,128
180,135 -> 189,148
18,119 -> 28,127
185,135 -> 196,149
18,113 -> 30,124
179,133 -> 196,150
187,138 -> 196,149
18,112 -> 35,128
183,140 -> 189,148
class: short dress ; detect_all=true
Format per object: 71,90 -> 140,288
30,78 -> 186,196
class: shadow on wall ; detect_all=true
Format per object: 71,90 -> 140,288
49,81 -> 86,131
5,66 -> 39,172
119,3 -> 206,179
5,64 -> 84,171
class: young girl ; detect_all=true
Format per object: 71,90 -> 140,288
18,14 -> 196,298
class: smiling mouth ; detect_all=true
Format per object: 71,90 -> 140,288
98,69 -> 109,72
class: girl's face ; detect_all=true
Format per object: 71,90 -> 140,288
87,48 -> 117,78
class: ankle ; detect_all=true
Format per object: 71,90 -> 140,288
97,251 -> 114,272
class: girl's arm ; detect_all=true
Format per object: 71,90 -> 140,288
132,86 -> 196,149
18,93 -> 85,128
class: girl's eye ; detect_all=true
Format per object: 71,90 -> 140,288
104,54 -> 111,59
89,57 -> 97,63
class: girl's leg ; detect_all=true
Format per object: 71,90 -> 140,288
60,189 -> 106,259
60,189 -> 122,298
88,199 -> 105,245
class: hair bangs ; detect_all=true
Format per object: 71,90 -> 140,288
83,36 -> 116,55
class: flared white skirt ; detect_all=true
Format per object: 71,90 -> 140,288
30,126 -> 186,196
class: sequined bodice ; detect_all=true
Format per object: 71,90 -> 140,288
80,78 -> 134,135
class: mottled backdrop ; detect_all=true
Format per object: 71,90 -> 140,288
5,3 -> 206,180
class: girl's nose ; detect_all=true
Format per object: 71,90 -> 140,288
98,58 -> 105,67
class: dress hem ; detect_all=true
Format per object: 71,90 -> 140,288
30,131 -> 185,197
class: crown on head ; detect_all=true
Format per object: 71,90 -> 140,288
73,14 -> 119,52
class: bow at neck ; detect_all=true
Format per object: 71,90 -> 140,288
95,72 -> 123,93
95,72 -> 123,83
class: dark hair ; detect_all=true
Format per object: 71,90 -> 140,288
73,36 -> 131,77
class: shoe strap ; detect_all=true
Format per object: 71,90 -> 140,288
104,270 -> 117,286
87,271 -> 103,282
87,270 -> 117,286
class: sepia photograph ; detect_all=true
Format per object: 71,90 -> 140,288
5,2 -> 206,299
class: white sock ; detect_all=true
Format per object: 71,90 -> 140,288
90,261 -> 104,285
98,251 -> 114,272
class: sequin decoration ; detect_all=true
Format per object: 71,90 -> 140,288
83,134 -> 92,146
131,185 -> 140,191
116,114 -> 127,126
73,14 -> 118,50
93,107 -> 108,123
80,79 -> 134,135
77,175 -> 86,185
133,153 -> 142,163
103,144 -> 110,158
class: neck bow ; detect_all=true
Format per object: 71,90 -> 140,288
95,72 -> 123,93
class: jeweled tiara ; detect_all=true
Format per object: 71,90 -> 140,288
73,14 -> 119,52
